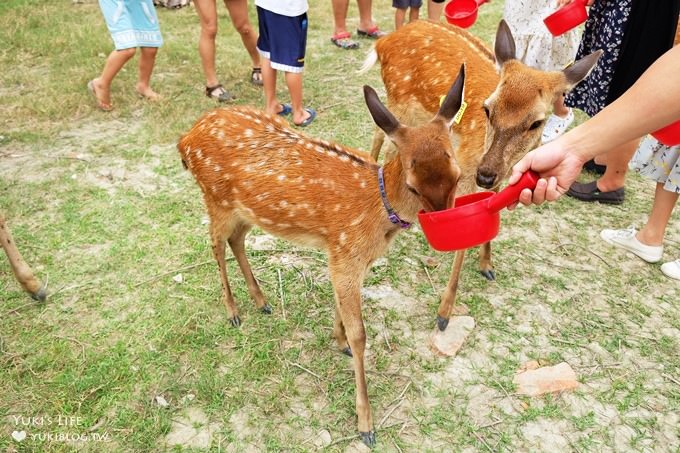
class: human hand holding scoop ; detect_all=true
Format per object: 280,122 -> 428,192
418,171 -> 540,251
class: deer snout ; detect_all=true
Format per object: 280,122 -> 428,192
476,169 -> 497,189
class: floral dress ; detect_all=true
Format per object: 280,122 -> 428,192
564,0 -> 632,117
503,0 -> 580,71
630,136 -> 680,194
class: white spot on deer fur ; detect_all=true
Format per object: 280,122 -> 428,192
319,227 -> 328,234
315,145 -> 325,153
334,204 -> 342,212
403,75 -> 411,82
221,200 -> 230,207
279,200 -> 289,208
196,149 -> 203,159
213,165 -> 221,172
339,155 -> 350,162
279,223 -> 291,228
266,170 -> 275,176
244,129 -> 254,138
260,218 -> 274,225
244,165 -> 254,173
360,181 -> 367,188
350,215 -> 364,226
353,173 -> 359,179
328,151 -> 337,158
339,233 -> 347,244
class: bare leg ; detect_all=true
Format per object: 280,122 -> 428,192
194,0 -> 220,87
427,0 -> 444,22
552,94 -> 570,117
285,71 -> 311,125
332,0 -> 350,36
92,48 -> 136,108
595,139 -> 640,192
0,214 -> 46,301
636,183 -> 679,246
136,47 -> 160,100
394,8 -> 406,29
409,6 -> 420,23
261,57 -> 282,115
224,0 -> 260,69
357,0 -> 377,32
227,222 -> 269,312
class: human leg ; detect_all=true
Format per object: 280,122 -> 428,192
394,8 -> 406,29
136,47 -> 160,100
91,48 -> 136,110
331,0 -> 359,49
427,0 -> 444,22
409,6 -> 420,23
194,0 -> 232,100
357,0 -> 385,38
224,0 -> 262,84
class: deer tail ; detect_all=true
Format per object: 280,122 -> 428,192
357,48 -> 378,74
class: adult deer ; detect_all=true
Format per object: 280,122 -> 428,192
0,213 -> 46,302
177,68 -> 465,447
361,20 -> 601,330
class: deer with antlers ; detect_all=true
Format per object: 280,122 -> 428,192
1,213 -> 46,302
177,68 -> 465,447
361,20 -> 601,330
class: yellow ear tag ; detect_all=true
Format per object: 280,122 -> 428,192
563,60 -> 575,70
439,95 -> 446,106
453,100 -> 468,125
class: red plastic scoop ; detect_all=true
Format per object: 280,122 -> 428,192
543,0 -> 588,37
418,171 -> 540,251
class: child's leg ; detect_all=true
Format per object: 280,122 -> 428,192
137,47 -> 160,100
261,56 -> 282,115
395,8 -> 406,29
553,94 -> 570,118
93,48 -> 136,107
409,6 -> 420,23
637,183 -> 679,246
285,71 -> 311,125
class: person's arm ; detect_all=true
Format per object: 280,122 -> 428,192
510,45 -> 680,205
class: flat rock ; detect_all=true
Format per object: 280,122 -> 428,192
514,362 -> 579,397
428,316 -> 475,357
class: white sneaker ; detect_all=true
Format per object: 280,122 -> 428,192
600,227 -> 663,263
541,109 -> 574,143
661,259 -> 680,280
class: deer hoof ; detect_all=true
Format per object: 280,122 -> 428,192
436,315 -> 449,332
342,346 -> 353,357
359,431 -> 376,448
260,304 -> 273,315
30,285 -> 47,303
229,316 -> 241,327
480,269 -> 496,281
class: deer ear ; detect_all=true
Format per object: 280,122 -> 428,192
494,20 -> 516,67
364,85 -> 400,137
563,50 -> 603,90
436,64 -> 465,127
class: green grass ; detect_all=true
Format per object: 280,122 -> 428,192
2,0 -> 680,451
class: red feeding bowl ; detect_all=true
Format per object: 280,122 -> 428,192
418,171 -> 540,251
651,118 -> 680,146
543,0 -> 588,37
444,0 -> 488,28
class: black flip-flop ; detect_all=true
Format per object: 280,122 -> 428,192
294,108 -> 316,127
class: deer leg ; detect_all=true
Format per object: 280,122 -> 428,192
435,249 -> 466,331
479,241 -> 495,281
333,303 -> 352,356
0,215 -> 46,302
330,261 -> 375,447
369,127 -> 385,162
209,214 -> 241,327
227,222 -> 271,314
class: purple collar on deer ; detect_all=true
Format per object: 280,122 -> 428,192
378,167 -> 412,229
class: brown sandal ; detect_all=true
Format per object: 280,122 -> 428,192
205,84 -> 234,102
251,67 -> 263,86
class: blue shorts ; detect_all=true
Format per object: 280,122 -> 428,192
393,0 -> 422,7
98,0 -> 163,50
256,6 -> 308,73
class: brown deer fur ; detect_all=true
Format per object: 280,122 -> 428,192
177,70 -> 465,447
0,213 -> 46,302
362,20 -> 601,330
